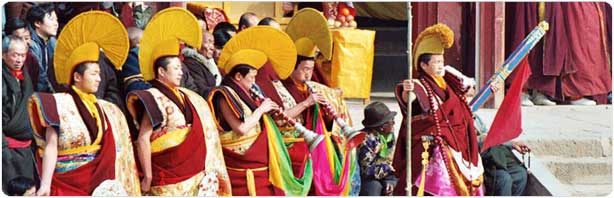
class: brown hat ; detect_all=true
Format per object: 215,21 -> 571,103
362,101 -> 397,128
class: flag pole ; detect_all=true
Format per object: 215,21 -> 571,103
406,2 -> 413,196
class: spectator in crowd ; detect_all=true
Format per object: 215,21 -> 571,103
182,30 -> 222,98
357,102 -> 398,196
2,36 -> 37,194
4,17 -> 40,88
25,3 -> 58,92
238,12 -> 258,31
258,17 -> 281,30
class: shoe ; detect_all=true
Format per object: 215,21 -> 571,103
569,98 -> 597,106
532,92 -> 556,106
521,92 -> 534,106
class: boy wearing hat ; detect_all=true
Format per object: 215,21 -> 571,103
392,23 -> 483,196
28,11 -> 140,196
357,101 -> 398,196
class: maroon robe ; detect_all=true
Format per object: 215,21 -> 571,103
208,79 -> 278,196
256,62 -> 283,105
392,74 -> 480,196
509,2 -> 611,103
29,92 -> 116,195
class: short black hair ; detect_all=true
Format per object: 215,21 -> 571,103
4,17 -> 29,36
213,29 -> 233,48
26,3 -> 56,26
418,53 -> 434,66
7,176 -> 35,196
71,62 -> 96,85
154,56 -> 178,78
258,17 -> 277,26
295,55 -> 315,68
227,64 -> 255,78
238,12 -> 257,29
213,22 -> 237,35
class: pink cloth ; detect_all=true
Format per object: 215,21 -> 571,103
415,145 -> 484,196
311,113 -> 352,196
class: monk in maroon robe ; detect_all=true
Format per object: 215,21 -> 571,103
508,2 -> 611,105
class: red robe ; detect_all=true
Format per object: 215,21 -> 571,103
392,75 -> 480,195
127,82 -> 207,187
29,92 -> 116,195
509,2 -> 611,103
208,80 -> 277,196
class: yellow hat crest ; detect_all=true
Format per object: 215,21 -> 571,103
139,7 -> 202,81
54,11 -> 129,85
413,23 -> 454,71
285,8 -> 332,60
218,26 -> 296,79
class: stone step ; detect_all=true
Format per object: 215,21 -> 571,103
523,138 -> 612,158
563,184 -> 613,197
538,156 -> 612,184
569,174 -> 612,185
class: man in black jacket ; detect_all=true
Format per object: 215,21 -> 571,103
2,36 -> 37,194
182,30 -> 222,98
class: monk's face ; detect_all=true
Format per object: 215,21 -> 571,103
290,59 -> 314,83
157,57 -> 183,87
235,69 -> 257,89
420,54 -> 445,77
73,62 -> 101,93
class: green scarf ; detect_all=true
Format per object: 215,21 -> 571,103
378,133 -> 393,158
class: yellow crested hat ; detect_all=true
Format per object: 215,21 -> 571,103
53,11 -> 129,85
218,26 -> 296,79
413,23 -> 454,71
139,7 -> 202,81
285,8 -> 332,60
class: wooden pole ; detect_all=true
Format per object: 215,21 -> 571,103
406,2 -> 413,196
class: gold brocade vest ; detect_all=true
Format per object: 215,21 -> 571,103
126,87 -> 232,196
29,93 -> 141,196
142,88 -> 193,153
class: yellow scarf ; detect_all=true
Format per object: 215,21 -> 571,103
70,86 -> 104,149
72,86 -> 100,119
432,75 -> 447,90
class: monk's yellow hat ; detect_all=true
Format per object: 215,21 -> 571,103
413,23 -> 454,72
54,11 -> 129,85
218,26 -> 296,79
139,7 -> 202,81
285,8 -> 332,60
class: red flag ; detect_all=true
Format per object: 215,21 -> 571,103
481,58 -> 532,153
